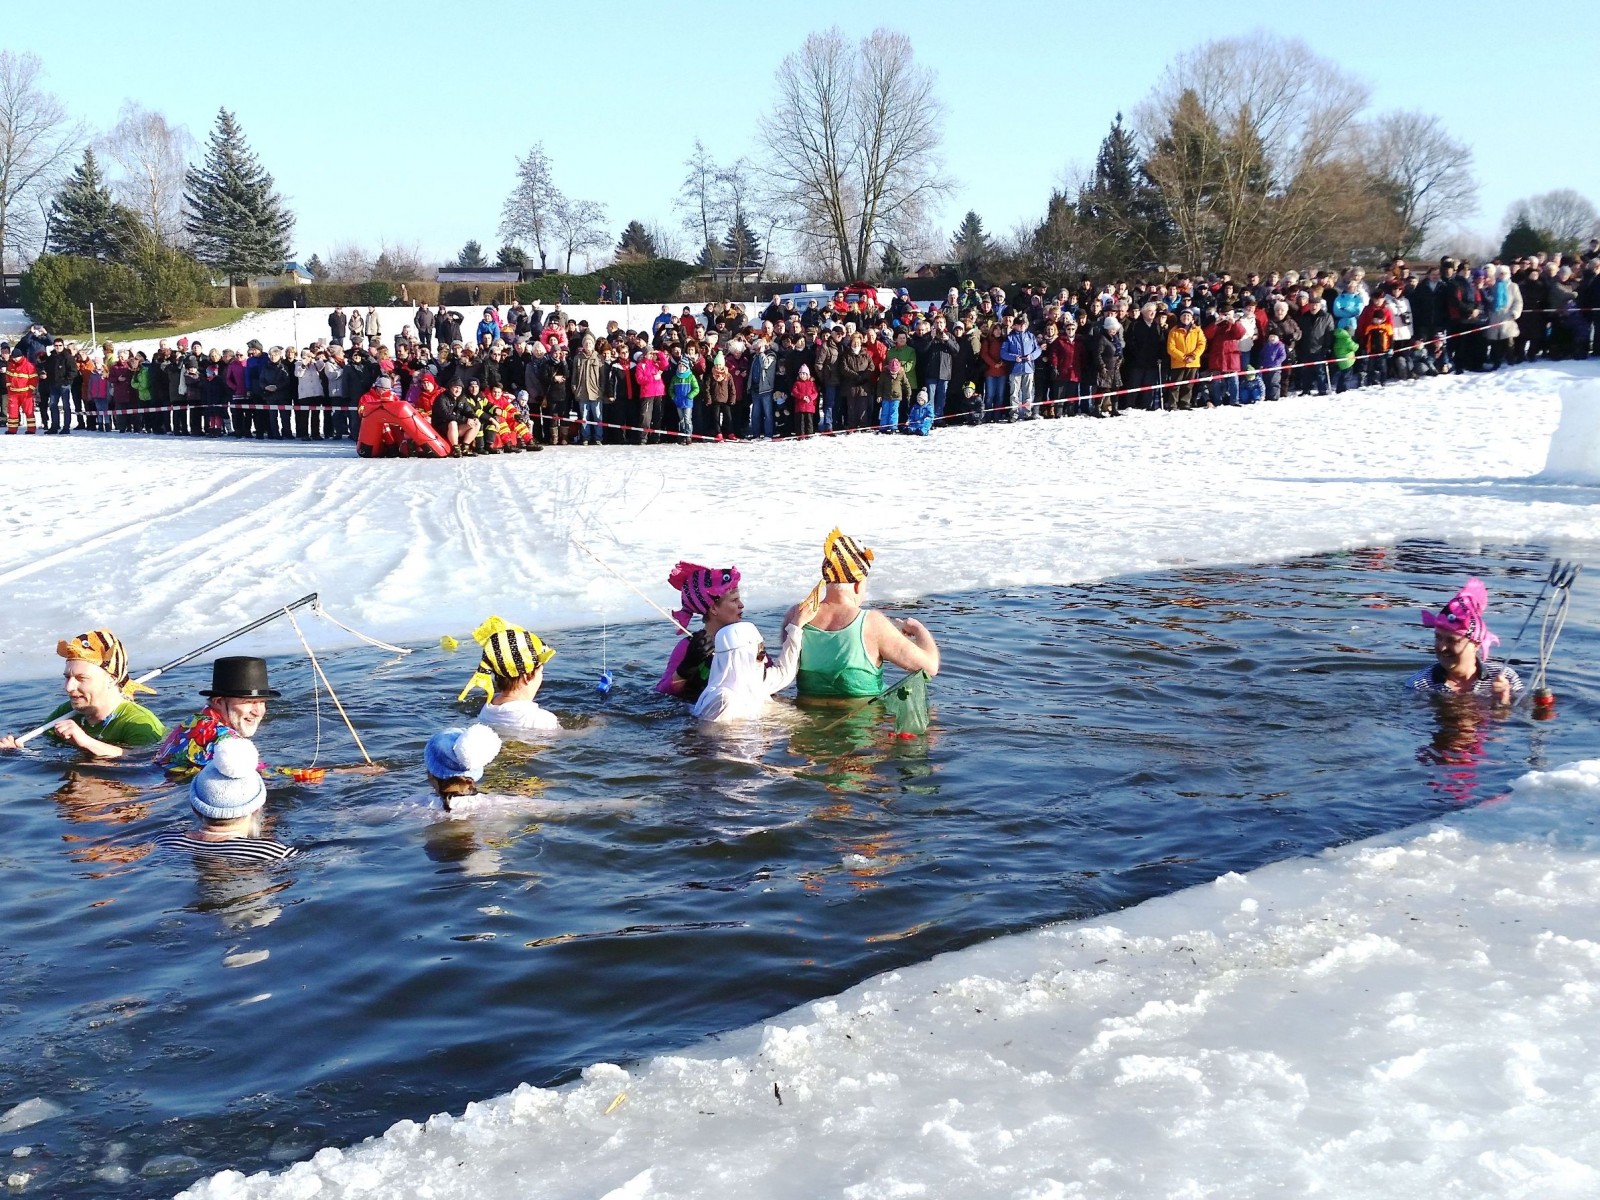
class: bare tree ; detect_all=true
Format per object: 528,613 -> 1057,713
676,138 -> 725,266
1136,36 -> 1369,272
500,143 -> 560,273
550,197 -> 609,273
101,101 -> 196,244
324,240 -> 374,282
760,27 -> 950,281
373,238 -> 425,280
0,50 -> 83,278
645,219 -> 683,262
1357,111 -> 1477,259
1507,188 -> 1600,251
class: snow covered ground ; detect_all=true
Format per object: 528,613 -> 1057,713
181,758 -> 1600,1200
2,360 -> 1597,683
3,360 -> 1599,1198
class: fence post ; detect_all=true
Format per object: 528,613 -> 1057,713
90,302 -> 96,347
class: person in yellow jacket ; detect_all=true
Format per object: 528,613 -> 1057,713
1165,310 -> 1207,410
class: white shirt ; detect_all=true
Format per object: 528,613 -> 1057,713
477,699 -> 561,739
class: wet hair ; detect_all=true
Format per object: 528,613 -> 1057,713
430,773 -> 478,812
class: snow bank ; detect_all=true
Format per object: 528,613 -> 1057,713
0,307 -> 30,336
2,362 -> 1597,683
1540,379 -> 1600,485
179,759 -> 1600,1200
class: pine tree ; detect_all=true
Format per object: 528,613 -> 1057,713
49,148 -> 142,260
305,253 -> 328,280
1500,216 -> 1552,261
1077,113 -> 1174,277
880,241 -> 907,278
184,108 -> 294,283
949,211 -> 989,275
722,215 -> 762,274
496,243 -> 528,269
696,239 -> 724,270
616,220 -> 658,259
454,239 -> 487,268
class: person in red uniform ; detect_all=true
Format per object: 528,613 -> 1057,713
6,347 -> 40,433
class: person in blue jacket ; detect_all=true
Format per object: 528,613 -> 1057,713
1331,278 -> 1366,333
906,388 -> 933,435
999,314 -> 1041,421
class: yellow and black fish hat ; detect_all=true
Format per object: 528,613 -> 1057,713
821,528 -> 874,585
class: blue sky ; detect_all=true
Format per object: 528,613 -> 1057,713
11,0 -> 1596,268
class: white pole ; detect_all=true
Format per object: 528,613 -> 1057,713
292,299 -> 299,348
89,302 -> 96,347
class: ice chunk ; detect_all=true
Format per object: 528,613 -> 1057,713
0,1098 -> 68,1135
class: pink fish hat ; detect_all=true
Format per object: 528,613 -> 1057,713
1421,577 -> 1499,653
668,561 -> 741,629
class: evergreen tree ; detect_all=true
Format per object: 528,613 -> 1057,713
949,211 -> 989,275
616,220 -> 658,259
880,241 -> 907,278
305,253 -> 328,280
696,239 -> 724,270
454,239 -> 487,268
48,148 -> 142,260
496,243 -> 528,269
1033,190 -> 1088,278
1500,216 -> 1552,261
722,215 -> 763,274
184,108 -> 295,281
1077,113 -> 1174,277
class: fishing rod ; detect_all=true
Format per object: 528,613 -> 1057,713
571,537 -> 694,638
1525,561 -> 1582,718
14,593 -> 319,748
1514,559 -> 1581,646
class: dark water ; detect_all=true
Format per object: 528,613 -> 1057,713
1,541 -> 1596,1195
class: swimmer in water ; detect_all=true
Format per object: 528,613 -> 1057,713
424,724 -> 503,812
658,561 -> 745,702
785,529 -> 940,701
462,627 -> 561,740
1408,577 -> 1522,706
153,737 -> 296,863
691,619 -> 807,723
0,629 -> 166,759
156,656 -> 278,775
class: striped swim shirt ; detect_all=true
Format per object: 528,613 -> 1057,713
154,829 -> 297,863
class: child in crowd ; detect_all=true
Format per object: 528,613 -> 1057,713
789,364 -> 819,438
668,356 -> 699,444
1332,327 -> 1360,393
1259,331 -> 1286,401
906,387 -> 934,434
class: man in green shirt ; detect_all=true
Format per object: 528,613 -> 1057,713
0,629 -> 166,760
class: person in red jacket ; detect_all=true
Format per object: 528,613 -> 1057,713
6,348 -> 40,433
1202,313 -> 1245,406
1043,320 -> 1081,417
1356,297 -> 1395,387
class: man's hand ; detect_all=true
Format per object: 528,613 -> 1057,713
52,718 -> 92,750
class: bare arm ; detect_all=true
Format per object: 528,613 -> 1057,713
865,611 -> 940,678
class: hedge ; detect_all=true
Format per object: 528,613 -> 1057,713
23,250 -> 209,333
515,259 -> 696,305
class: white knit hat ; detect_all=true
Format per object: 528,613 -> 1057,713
424,724 -> 501,782
190,738 -> 266,821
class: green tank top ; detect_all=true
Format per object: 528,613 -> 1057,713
797,613 -> 884,698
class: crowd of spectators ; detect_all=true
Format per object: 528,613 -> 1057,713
7,243 -> 1599,445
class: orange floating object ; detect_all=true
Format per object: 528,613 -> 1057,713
285,767 -> 326,783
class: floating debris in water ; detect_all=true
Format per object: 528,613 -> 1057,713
0,1098 -> 68,1135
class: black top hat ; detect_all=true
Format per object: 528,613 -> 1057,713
201,656 -> 281,699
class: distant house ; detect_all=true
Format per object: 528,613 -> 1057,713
250,261 -> 315,289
